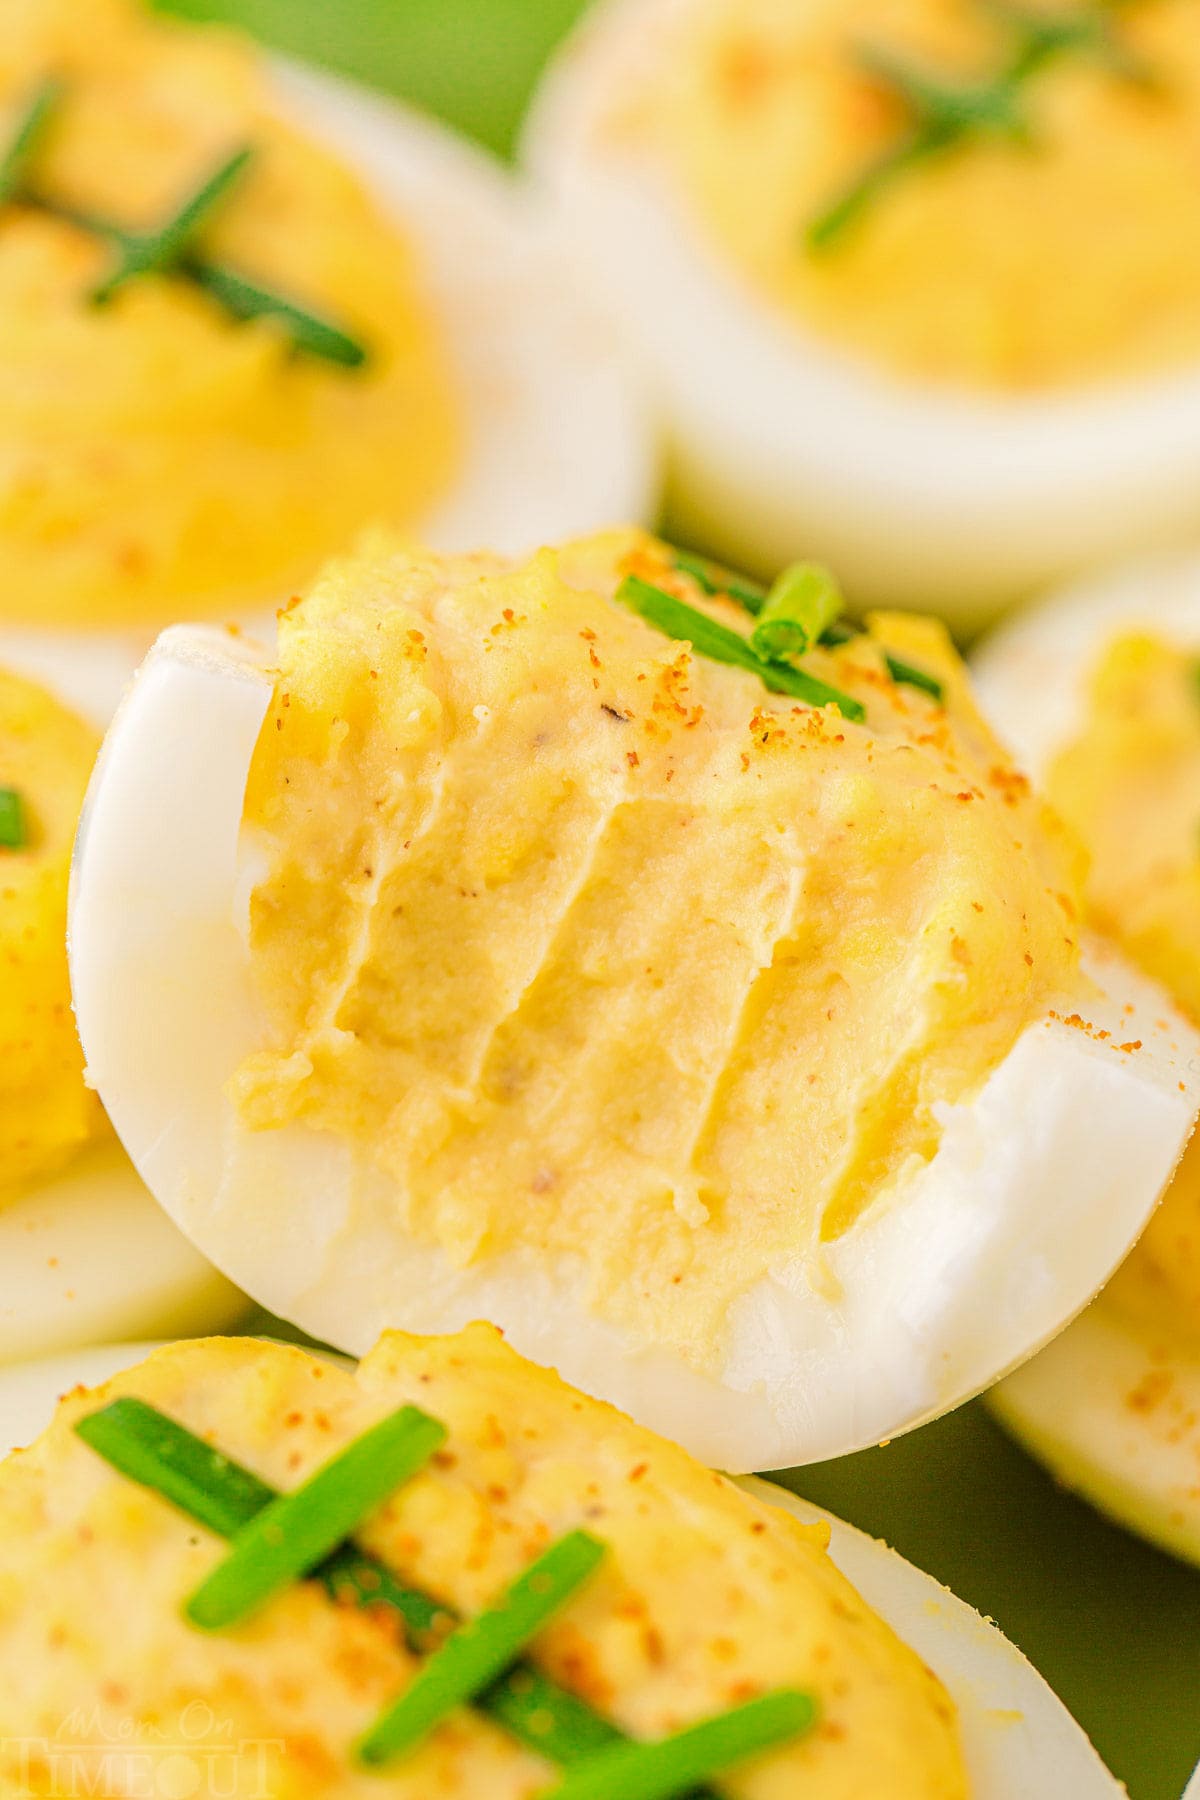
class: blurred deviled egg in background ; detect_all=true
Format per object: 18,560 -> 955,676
0,0 -> 655,722
526,0 -> 1200,632
975,553 -> 1200,1568
70,528 -> 1200,1472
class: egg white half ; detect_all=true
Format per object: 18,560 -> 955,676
67,621 -> 1200,1472
0,1341 -> 1124,1796
523,0 -> 1200,633
0,1155 -> 243,1369
1186,1761 -> 1200,1800
975,551 -> 1200,1566
0,54 -> 658,730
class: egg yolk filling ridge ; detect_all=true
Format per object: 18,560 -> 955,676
0,0 -> 459,628
0,663 -> 107,1199
233,529 -> 1084,1371
1047,631 -> 1200,1343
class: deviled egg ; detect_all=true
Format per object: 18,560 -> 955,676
0,1325 -> 1124,1795
525,0 -> 1200,631
0,660 -> 242,1361
0,0 -> 654,718
975,553 -> 1200,1566
70,529 -> 1199,1471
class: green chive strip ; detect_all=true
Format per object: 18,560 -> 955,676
808,47 -> 1023,249
358,1532 -> 606,1767
617,575 -> 865,722
0,77 -> 63,206
885,654 -> 944,701
795,613 -> 944,701
188,260 -> 368,368
542,1690 -> 818,1800
808,2 -> 1151,250
983,0 -> 1151,86
74,1400 -> 716,1791
671,549 -> 768,614
0,787 -> 25,850
91,145 -> 254,305
184,1404 -> 445,1631
26,198 -> 368,368
751,562 -> 844,664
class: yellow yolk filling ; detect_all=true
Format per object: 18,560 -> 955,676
0,1326 -> 969,1794
654,0 -> 1200,392
0,665 -> 106,1197
234,530 -> 1082,1369
0,0 -> 458,628
1048,632 -> 1200,1339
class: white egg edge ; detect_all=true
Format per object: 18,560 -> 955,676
0,1143 -> 245,1367
522,0 -> 1200,623
1185,1761 -> 1200,1800
989,1298 -> 1200,1568
0,1340 -> 1122,1796
67,621 -> 1200,1473
974,549 -> 1200,1569
0,53 -> 659,731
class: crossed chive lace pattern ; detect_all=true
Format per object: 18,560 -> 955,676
808,0 -> 1157,249
74,1396 -> 815,1794
0,76 -> 368,365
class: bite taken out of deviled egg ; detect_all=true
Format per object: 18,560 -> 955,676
0,1325 -> 1125,1795
525,0 -> 1200,632
974,552 -> 1200,1567
70,529 -> 1200,1473
0,659 -> 243,1363
0,0 -> 655,722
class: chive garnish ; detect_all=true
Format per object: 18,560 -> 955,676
1,80 -> 368,366
885,654 -> 945,701
671,549 -> 768,614
184,1404 -> 445,1631
188,261 -> 368,368
808,2 -> 1151,249
0,787 -> 25,850
617,574 -> 865,721
75,1399 -> 717,1789
75,1396 -> 275,1537
91,145 -> 254,306
358,1531 -> 606,1766
542,1690 -> 818,1800
750,562 -> 844,664
0,77 -> 62,206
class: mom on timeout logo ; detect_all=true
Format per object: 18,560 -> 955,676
2,1702 -> 283,1798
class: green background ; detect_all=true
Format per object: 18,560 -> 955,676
159,3 -> 1200,1793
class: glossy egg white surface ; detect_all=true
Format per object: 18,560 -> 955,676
0,1341 -> 1124,1796
523,0 -> 1200,633
0,1151 -> 243,1367
975,552 -> 1200,1565
67,621 -> 1200,1473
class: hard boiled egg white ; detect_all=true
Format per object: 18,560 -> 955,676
975,553 -> 1200,1565
0,1145 -> 242,1367
0,53 -> 656,726
523,0 -> 1200,634
68,618 -> 1199,1473
0,1337 -> 1125,1797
